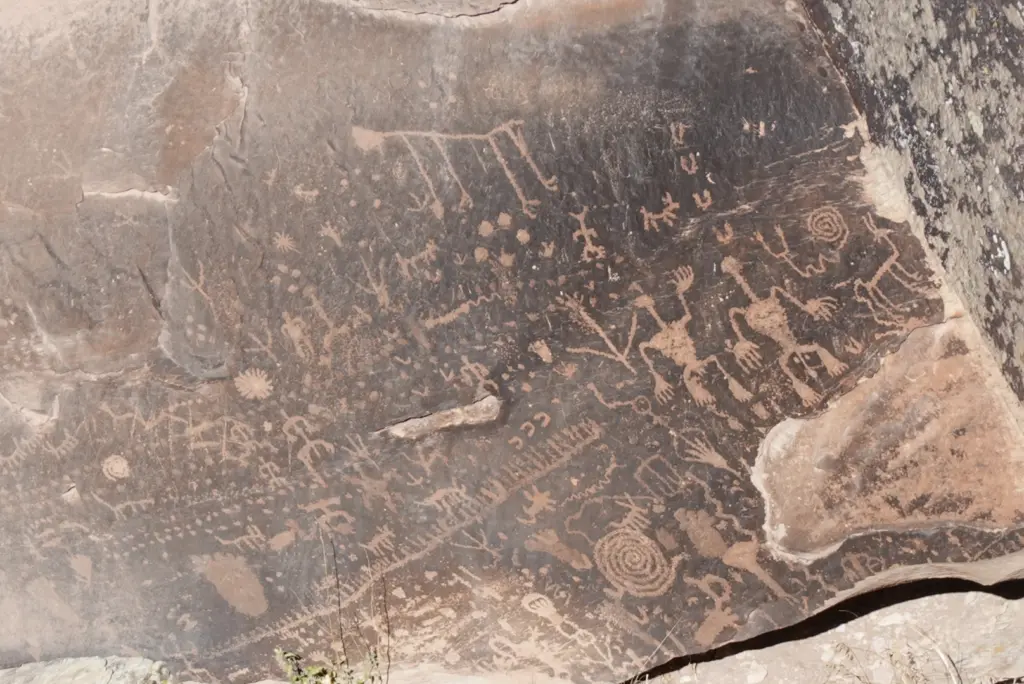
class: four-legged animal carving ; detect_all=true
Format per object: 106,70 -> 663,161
721,256 -> 847,406
634,267 -> 753,406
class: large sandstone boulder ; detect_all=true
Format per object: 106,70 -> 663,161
1,0 -> 1022,681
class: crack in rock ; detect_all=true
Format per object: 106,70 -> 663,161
328,0 -> 520,20
379,394 -> 502,440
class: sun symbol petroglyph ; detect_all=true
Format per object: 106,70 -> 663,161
721,256 -> 847,406
234,368 -> 274,400
634,266 -> 753,406
757,207 -> 850,277
593,527 -> 679,598
101,455 -> 130,481
273,232 -> 298,253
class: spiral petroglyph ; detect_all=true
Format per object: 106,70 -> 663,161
594,527 -> 678,597
101,455 -> 130,481
806,206 -> 848,244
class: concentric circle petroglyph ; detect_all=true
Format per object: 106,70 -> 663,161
233,368 -> 274,400
101,455 -> 130,481
806,206 -> 848,244
594,527 -> 677,597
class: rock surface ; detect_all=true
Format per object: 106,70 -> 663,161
3,591 -> 1024,684
669,591 -> 1024,684
805,0 -> 1024,404
1,0 -> 1023,682
0,657 -> 167,684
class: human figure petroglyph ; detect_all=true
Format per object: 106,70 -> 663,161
570,207 -> 606,262
634,266 -> 753,406
521,593 -> 614,667
640,193 -> 679,232
351,120 -> 558,219
685,574 -> 740,646
281,312 -> 316,363
721,256 -> 847,406
670,122 -> 690,147
517,485 -> 555,525
488,630 -> 570,679
300,497 -> 355,536
354,255 -> 392,312
756,206 -> 849,278
854,214 -> 932,326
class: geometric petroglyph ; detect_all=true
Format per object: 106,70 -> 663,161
593,526 -> 681,597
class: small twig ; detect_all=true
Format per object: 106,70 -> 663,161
380,572 -> 392,684
910,625 -> 962,684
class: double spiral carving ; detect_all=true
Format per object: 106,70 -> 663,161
594,527 -> 677,597
806,206 -> 848,244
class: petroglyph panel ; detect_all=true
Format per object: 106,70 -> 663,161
0,0 -> 1022,682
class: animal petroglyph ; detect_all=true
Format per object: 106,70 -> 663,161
722,256 -> 847,406
351,120 -> 557,218
570,208 -> 606,262
854,214 -> 932,326
640,193 -> 679,232
635,266 -> 753,406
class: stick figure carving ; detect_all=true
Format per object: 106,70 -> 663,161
634,266 -> 754,406
720,256 -> 847,407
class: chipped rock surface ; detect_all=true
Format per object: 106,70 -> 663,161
1,0 -> 1023,682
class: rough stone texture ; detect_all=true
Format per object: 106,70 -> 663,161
665,591 -> 1024,684
5,590 -> 1024,684
804,0 -> 1024,403
0,657 -> 167,684
2,0 -> 1024,682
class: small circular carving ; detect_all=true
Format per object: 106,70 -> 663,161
102,455 -> 131,481
594,527 -> 676,597
806,206 -> 848,244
